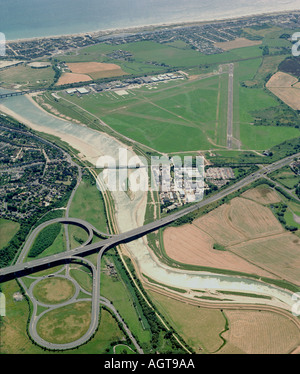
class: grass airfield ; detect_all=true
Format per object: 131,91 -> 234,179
43,55 -> 299,154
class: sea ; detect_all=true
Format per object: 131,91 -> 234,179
1,0 -> 300,41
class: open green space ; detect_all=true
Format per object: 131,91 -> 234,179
36,301 -> 92,344
269,165 -> 300,190
28,223 -> 62,258
33,277 -> 76,305
68,173 -> 108,233
68,225 -> 90,250
234,58 -> 300,150
58,40 -> 263,76
41,45 -> 299,154
100,251 -> 151,347
147,289 -> 226,354
49,73 -> 228,153
69,264 -> 93,293
0,64 -> 55,90
0,219 -> 20,250
0,278 -> 134,353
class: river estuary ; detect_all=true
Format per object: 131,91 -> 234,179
0,91 -> 296,312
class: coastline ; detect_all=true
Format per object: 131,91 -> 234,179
6,8 -> 300,44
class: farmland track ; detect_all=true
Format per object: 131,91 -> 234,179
145,282 -> 300,334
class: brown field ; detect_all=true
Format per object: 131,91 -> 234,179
215,37 -> 262,51
219,310 -> 300,354
67,62 -> 123,74
163,195 -> 294,279
193,203 -> 246,245
164,224 -> 272,277
241,184 -> 281,205
57,62 -> 126,85
67,62 -> 126,80
227,198 -> 283,239
193,197 -> 283,243
230,233 -> 300,285
57,72 -> 93,85
266,71 -> 300,110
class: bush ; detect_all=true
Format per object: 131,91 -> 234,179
28,223 -> 61,257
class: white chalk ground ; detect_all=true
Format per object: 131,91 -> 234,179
115,90 -> 129,96
0,60 -> 24,69
0,94 -> 296,312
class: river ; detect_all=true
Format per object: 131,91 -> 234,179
0,91 -> 296,311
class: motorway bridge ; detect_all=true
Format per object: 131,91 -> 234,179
0,151 -> 299,282
0,152 -> 299,351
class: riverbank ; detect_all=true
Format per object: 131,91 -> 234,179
0,93 -> 297,312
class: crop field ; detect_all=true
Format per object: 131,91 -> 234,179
57,62 -> 127,85
215,37 -> 262,51
163,186 -> 300,283
241,184 -> 281,205
57,72 -> 93,85
266,71 -> 300,110
147,289 -> 300,354
230,232 -> 300,285
219,310 -> 300,354
163,222 -> 273,277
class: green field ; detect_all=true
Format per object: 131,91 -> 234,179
46,55 -> 299,153
0,64 -> 55,90
47,73 -> 228,153
0,219 -> 20,250
58,40 -> 264,76
37,29 -> 300,154
269,166 -> 300,189
68,173 -> 108,233
26,224 -> 66,260
27,23 -> 299,156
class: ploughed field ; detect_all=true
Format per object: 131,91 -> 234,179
163,186 -> 300,285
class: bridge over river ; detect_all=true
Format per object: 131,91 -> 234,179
0,89 -> 49,99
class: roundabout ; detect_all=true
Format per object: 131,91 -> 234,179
14,217 -> 143,352
1,152 -> 300,351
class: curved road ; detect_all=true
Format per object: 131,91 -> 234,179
0,152 -> 299,350
2,151 -> 298,281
